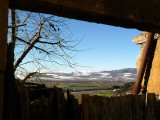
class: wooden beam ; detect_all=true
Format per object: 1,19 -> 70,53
9,0 -> 160,32
0,0 -> 8,119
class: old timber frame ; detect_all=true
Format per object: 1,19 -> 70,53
0,0 -> 9,119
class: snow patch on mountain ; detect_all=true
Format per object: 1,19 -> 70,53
34,68 -> 137,82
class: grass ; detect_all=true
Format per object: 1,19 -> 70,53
68,84 -> 98,87
57,83 -> 101,91
100,91 -> 113,97
90,90 -> 114,97
100,91 -> 113,95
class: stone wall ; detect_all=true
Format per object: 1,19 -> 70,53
133,32 -> 160,95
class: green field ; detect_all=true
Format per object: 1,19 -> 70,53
27,79 -> 125,92
100,91 -> 114,97
68,84 -> 98,87
90,91 -> 114,97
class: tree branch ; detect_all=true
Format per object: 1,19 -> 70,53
8,12 -> 31,28
16,36 -> 30,44
22,12 -> 31,24
14,36 -> 40,70
16,36 -> 50,54
8,23 -> 27,28
22,72 -> 38,84
14,22 -> 44,71
38,40 -> 60,45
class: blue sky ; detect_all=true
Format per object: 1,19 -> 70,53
14,14 -> 142,73
64,18 -> 142,72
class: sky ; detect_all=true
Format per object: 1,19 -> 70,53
61,18 -> 142,72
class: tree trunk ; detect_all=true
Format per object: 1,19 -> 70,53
3,9 -> 20,120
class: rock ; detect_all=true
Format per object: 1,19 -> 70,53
132,32 -> 148,44
133,32 -> 160,44
134,32 -> 160,95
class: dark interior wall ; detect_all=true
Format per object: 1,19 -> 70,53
0,0 -> 9,119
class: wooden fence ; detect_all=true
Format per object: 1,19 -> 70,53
4,82 -> 160,120
82,94 -> 160,120
29,88 -> 160,120
29,88 -> 81,120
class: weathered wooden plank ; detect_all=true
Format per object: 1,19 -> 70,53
88,95 -> 107,120
46,87 -> 66,120
0,73 -> 4,120
111,96 -> 118,120
101,97 -> 108,120
146,93 -> 156,120
81,94 -> 89,120
132,94 -> 145,120
17,83 -> 30,120
120,94 -> 133,120
88,95 -> 98,120
88,96 -> 108,120
30,96 -> 48,120
28,88 -> 56,101
107,96 -> 114,120
127,94 -> 134,120
55,88 -> 67,120
114,96 -> 121,120
120,95 -> 126,120
72,97 -> 81,120
156,100 -> 160,120
66,90 -> 81,120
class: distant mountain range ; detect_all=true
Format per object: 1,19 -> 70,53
38,68 -> 137,82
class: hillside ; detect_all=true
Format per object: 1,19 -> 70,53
38,68 -> 137,82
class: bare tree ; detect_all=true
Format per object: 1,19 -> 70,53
8,9 -> 80,82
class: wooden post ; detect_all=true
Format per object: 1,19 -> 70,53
132,32 -> 155,94
0,0 -> 8,119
